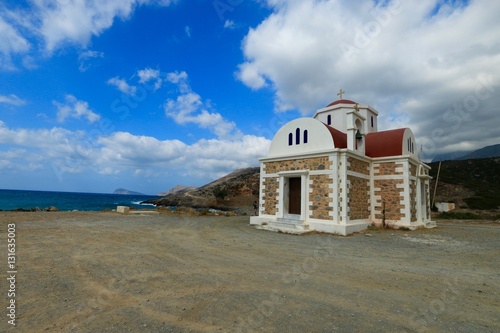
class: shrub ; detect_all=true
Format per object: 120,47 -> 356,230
212,186 -> 228,201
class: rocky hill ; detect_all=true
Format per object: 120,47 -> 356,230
158,185 -> 196,197
146,167 -> 260,212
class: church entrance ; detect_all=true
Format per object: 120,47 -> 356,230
288,177 -> 302,215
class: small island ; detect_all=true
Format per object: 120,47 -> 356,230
113,188 -> 144,195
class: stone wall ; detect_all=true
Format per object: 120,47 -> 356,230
262,177 -> 278,215
375,162 -> 403,176
264,156 -> 332,174
347,175 -> 370,220
309,174 -> 333,220
410,179 -> 417,222
347,157 -> 370,175
374,179 -> 404,221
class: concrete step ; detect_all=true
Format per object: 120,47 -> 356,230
271,218 -> 310,231
255,225 -> 312,235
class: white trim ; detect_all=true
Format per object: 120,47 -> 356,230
373,175 -> 405,180
346,170 -> 371,179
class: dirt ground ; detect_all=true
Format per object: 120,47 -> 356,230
0,211 -> 498,332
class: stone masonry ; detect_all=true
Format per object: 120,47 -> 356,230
262,177 -> 278,215
347,156 -> 370,175
264,157 -> 332,174
347,175 -> 370,220
309,174 -> 333,220
374,178 -> 405,221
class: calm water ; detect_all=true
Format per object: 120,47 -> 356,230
0,189 -> 161,211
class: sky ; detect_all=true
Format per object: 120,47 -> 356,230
0,0 -> 499,195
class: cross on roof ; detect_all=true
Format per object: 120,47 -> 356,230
337,88 -> 345,100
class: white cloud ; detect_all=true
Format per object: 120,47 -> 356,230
35,0 -> 136,52
54,94 -> 101,123
0,16 -> 30,70
0,120 -> 270,188
237,0 -> 500,158
165,71 -> 240,139
0,0 -> 175,59
0,94 -> 26,106
137,67 -> 162,90
78,50 -> 104,72
224,20 -> 235,29
137,67 -> 159,83
107,76 -> 137,95
184,25 -> 191,38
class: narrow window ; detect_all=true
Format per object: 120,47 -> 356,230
408,138 -> 410,152
303,130 -> 308,143
371,116 -> 374,127
288,133 -> 293,146
295,128 -> 300,145
327,115 -> 331,125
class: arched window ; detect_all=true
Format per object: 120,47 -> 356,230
327,115 -> 331,125
295,128 -> 300,145
288,133 -> 293,146
303,130 -> 308,143
371,116 -> 374,128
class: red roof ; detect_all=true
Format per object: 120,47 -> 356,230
326,99 -> 357,107
365,128 -> 406,158
323,124 -> 347,149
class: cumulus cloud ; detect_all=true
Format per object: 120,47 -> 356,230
0,120 -> 270,187
237,0 -> 500,158
54,95 -> 101,123
107,76 -> 137,95
0,0 -> 175,61
0,94 -> 26,106
165,71 -> 240,139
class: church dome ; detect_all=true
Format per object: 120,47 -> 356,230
326,99 -> 357,107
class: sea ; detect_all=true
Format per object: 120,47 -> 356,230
0,189 -> 161,211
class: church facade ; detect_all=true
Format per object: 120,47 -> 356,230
250,93 -> 435,235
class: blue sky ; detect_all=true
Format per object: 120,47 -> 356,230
1,0 -> 499,194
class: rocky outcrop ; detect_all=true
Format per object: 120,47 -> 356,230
145,167 -> 260,212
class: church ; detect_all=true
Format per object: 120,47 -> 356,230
250,90 -> 435,235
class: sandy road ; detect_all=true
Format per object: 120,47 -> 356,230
0,211 -> 498,332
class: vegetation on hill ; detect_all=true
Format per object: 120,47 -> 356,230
428,158 -> 500,210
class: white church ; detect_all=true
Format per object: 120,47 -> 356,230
250,90 -> 435,235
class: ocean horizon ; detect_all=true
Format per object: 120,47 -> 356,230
0,189 -> 161,211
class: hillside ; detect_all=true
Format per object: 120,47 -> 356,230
147,167 -> 260,212
428,157 -> 500,210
